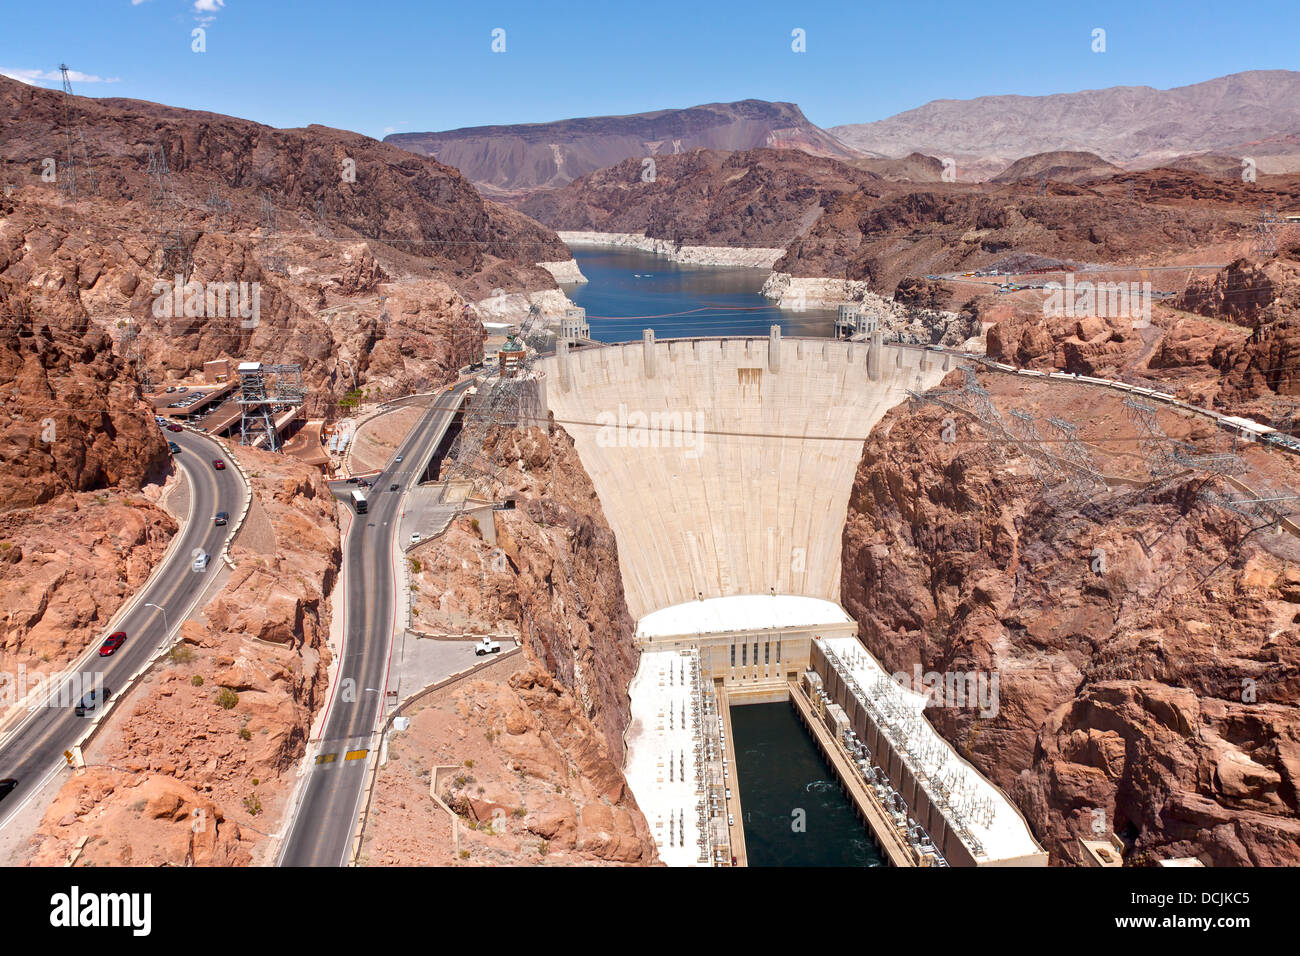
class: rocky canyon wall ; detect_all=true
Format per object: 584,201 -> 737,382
841,373 -> 1300,865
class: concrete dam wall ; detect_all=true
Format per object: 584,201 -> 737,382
539,332 -> 949,620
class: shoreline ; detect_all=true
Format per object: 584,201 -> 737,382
558,230 -> 786,270
551,231 -> 979,349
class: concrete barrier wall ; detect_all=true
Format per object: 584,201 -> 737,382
540,337 -> 945,619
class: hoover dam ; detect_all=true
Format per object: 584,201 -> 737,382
537,328 -> 1045,866
541,329 -> 948,618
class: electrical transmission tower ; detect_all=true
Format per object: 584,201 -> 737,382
1200,481 -> 1300,531
1252,204 -> 1280,259
1044,415 -> 1106,491
56,64 -> 98,202
1124,397 -> 1245,480
259,192 -> 288,274
237,362 -> 304,453
260,193 -> 279,236
439,305 -> 550,505
1124,398 -> 1179,479
206,186 -> 231,232
147,145 -> 189,278
311,198 -> 332,238
908,366 -> 1013,458
1007,409 -> 1064,489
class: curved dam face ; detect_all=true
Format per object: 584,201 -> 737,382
539,333 -> 949,619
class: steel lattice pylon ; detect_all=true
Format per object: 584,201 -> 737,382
206,186 -> 231,232
1252,205 -> 1280,259
1045,415 -> 1106,490
1200,481 -> 1299,530
147,145 -> 189,279
439,305 -> 551,504
57,64 -> 98,202
1125,396 -> 1244,479
1007,408 -> 1064,488
1123,398 -> 1178,479
237,363 -> 304,453
909,365 -> 1015,459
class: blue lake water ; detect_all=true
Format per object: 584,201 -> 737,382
567,247 -> 838,342
730,702 -> 884,867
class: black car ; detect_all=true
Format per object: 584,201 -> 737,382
214,511 -> 229,526
168,441 -> 180,454
389,483 -> 398,492
0,778 -> 16,802
74,687 -> 112,717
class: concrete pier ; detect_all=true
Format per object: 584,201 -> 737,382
716,685 -> 749,866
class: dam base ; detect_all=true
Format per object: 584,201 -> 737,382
622,597 -> 1049,867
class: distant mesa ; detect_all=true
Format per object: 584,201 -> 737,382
1141,152 -> 1254,180
384,99 -> 860,196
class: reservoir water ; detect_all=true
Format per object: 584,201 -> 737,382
567,247 -> 837,342
730,702 -> 884,867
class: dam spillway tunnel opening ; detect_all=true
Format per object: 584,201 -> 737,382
539,332 -> 1046,865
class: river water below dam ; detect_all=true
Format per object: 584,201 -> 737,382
731,702 -> 884,867
568,248 -> 838,341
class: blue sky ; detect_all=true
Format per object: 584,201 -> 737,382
3,0 -> 1297,139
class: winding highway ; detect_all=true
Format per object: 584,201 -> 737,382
277,382 -> 471,867
0,426 -> 247,832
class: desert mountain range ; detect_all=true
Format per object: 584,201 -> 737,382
384,100 -> 859,197
389,71 -> 1300,194
831,70 -> 1300,180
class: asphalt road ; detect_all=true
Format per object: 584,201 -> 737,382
277,383 -> 470,867
0,426 -> 246,831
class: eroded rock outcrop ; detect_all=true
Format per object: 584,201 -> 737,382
366,420 -> 653,865
413,423 -> 637,757
842,374 -> 1300,865
362,661 -> 655,866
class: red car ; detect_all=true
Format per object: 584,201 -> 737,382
212,459 -> 226,470
167,424 -> 183,432
99,632 -> 126,657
